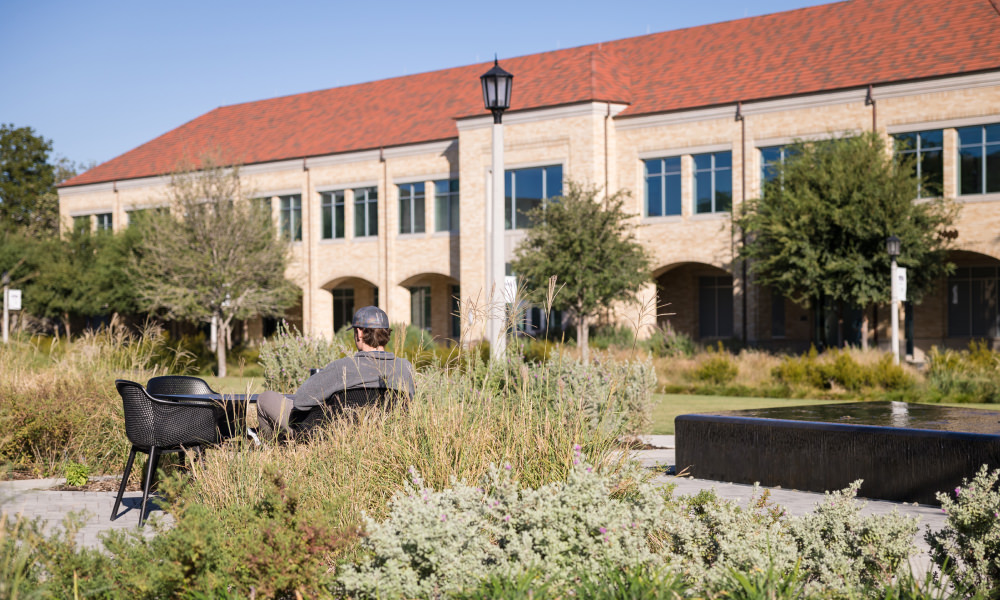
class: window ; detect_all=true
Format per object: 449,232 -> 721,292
72,215 -> 90,233
894,130 -> 943,198
504,165 -> 562,229
321,191 -> 345,239
95,213 -> 112,231
958,124 -> 1000,195
332,288 -> 354,332
399,183 -> 425,234
644,157 -> 681,217
699,275 -> 733,338
435,179 -> 460,232
450,285 -> 461,338
771,288 -> 786,338
278,195 -> 302,241
354,187 -> 378,237
760,145 -> 793,185
128,207 -> 168,228
947,266 -> 1000,338
410,286 -> 431,331
694,152 -> 732,213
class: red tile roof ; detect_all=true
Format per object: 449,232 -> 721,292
62,0 -> 1000,188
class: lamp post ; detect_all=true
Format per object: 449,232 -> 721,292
887,235 -> 901,365
480,58 -> 513,361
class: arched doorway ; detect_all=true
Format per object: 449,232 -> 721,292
398,273 -> 461,343
655,262 -> 734,342
322,277 -> 379,335
912,250 -> 1000,353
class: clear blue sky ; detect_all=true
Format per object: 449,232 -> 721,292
1,0 -> 832,169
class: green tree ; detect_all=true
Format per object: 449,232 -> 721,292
0,124 -> 58,234
9,227 -> 139,338
738,132 -> 958,349
131,158 -> 299,376
511,181 -> 652,364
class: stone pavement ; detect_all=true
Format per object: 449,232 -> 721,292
1,435 -> 945,576
0,478 -> 170,548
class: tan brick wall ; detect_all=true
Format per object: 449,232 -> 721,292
57,82 -> 1000,352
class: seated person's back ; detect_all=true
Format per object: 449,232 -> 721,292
256,306 -> 415,438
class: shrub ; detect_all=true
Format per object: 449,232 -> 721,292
644,324 -> 695,358
771,348 -> 912,394
337,450 -> 667,598
692,346 -> 738,385
590,324 -> 636,350
786,480 -> 919,595
926,342 -> 1000,403
926,465 -> 1000,596
64,462 -> 89,486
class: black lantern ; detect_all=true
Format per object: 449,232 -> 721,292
886,235 -> 901,258
480,58 -> 513,124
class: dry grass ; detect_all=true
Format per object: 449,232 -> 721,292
185,367 -> 628,533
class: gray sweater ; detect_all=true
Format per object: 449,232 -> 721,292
288,351 -> 416,410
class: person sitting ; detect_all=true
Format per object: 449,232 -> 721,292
256,306 -> 415,439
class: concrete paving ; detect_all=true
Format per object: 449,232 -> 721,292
0,434 -> 946,577
0,478 -> 171,548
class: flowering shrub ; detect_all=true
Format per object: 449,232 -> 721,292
787,481 -> 918,595
258,321 -> 350,392
338,448 -> 920,599
926,465 -> 1000,595
337,448 -> 666,598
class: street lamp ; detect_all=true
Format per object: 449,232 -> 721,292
481,58 -> 513,361
887,235 -> 901,365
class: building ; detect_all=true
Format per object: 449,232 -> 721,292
58,0 -> 1000,357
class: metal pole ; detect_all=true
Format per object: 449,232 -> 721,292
2,271 -> 9,345
890,257 -> 899,365
489,119 -> 507,361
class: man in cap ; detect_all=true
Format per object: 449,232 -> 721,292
256,305 -> 415,439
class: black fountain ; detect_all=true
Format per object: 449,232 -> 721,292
675,402 -> 1000,505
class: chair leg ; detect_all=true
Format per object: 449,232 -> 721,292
139,447 -> 160,527
110,446 -> 137,521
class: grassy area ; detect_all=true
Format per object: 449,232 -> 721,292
650,394 -> 851,434
202,375 -> 264,394
651,393 -> 1000,434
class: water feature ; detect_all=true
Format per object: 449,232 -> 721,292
675,402 -> 1000,505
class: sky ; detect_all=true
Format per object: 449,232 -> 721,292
1,0 -> 833,170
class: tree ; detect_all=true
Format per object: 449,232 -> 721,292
1,226 -> 139,338
738,132 -> 958,349
0,124 -> 58,235
511,181 -> 652,364
130,159 -> 299,376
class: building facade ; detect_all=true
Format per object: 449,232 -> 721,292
58,0 -> 1000,357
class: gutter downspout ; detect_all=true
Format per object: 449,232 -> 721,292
736,102 -> 747,346
866,85 -> 878,349
605,102 -> 611,197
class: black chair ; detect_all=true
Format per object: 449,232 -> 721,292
147,375 -> 240,438
112,379 -> 223,526
146,375 -> 216,396
288,385 -> 396,436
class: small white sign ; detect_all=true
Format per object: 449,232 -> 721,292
504,276 -> 517,303
6,289 -> 21,311
894,268 -> 907,302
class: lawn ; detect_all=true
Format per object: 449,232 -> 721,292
202,375 -> 264,394
651,393 -> 1000,434
650,394 -> 851,434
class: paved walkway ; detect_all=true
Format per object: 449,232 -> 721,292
1,435 -> 945,575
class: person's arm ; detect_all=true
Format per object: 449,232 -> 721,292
290,360 -> 352,408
